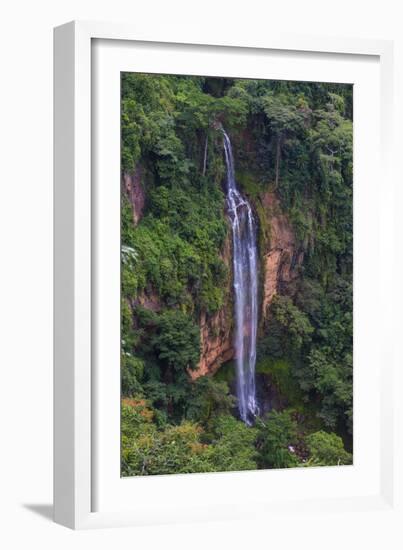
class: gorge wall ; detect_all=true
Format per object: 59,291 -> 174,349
123,170 -> 303,380
192,232 -> 234,378
194,189 -> 303,378
260,192 -> 303,321
123,167 -> 145,226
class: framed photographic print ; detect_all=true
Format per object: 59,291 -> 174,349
118,71 -> 355,476
54,21 -> 398,531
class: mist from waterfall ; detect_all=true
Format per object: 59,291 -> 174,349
222,129 -> 259,425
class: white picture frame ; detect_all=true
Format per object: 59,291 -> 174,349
54,20 -> 399,531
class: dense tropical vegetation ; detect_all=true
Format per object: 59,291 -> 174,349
121,73 -> 353,475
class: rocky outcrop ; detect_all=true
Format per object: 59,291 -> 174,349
128,180 -> 302,379
261,192 -> 303,319
191,307 -> 234,379
191,233 -> 234,379
123,166 -> 145,226
135,290 -> 161,312
191,190 -> 303,379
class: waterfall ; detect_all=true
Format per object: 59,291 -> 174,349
222,129 -> 259,425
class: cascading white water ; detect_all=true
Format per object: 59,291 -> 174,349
222,129 -> 259,425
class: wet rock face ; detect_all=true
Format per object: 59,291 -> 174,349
192,233 -> 234,379
123,167 -> 145,226
193,190 -> 303,378
191,308 -> 234,379
261,192 -> 303,320
124,174 -> 302,380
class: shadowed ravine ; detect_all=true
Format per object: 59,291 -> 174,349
222,129 -> 259,425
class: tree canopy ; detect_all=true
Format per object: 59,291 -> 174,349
120,73 -> 353,476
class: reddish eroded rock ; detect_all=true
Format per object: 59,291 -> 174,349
128,186 -> 302,381
261,192 -> 303,319
122,166 -> 145,226
190,308 -> 234,379
192,233 -> 234,379
135,290 -> 162,312
192,191 -> 303,379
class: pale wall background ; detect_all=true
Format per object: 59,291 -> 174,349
0,0 -> 402,548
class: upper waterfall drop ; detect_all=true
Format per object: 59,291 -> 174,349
222,129 -> 259,425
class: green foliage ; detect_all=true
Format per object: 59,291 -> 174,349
121,354 -> 144,396
257,295 -> 314,409
307,348 -> 353,431
214,360 -> 236,384
256,358 -> 303,408
257,410 -> 299,469
305,430 -> 352,466
121,73 -> 176,172
121,401 -> 257,475
127,309 -> 201,422
120,72 -> 353,476
185,377 -> 236,427
270,295 -> 314,351
151,310 -> 200,372
121,400 -> 213,476
263,93 -> 310,135
259,278 -> 352,435
307,98 -> 353,272
122,183 -> 228,314
295,276 -> 353,432
208,415 -> 258,472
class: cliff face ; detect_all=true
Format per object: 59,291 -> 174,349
191,233 -> 234,379
193,307 -> 234,378
260,192 -> 303,321
123,167 -> 145,226
124,168 -> 302,378
193,190 -> 303,378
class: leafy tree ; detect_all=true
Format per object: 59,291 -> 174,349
151,310 -> 200,372
121,399 -> 214,476
305,430 -> 352,466
121,354 -> 144,396
121,73 -> 175,171
294,276 -> 353,432
262,93 -> 310,187
257,410 -> 299,469
120,73 -> 354,476
122,402 -> 257,475
209,415 -> 258,472
270,295 -> 313,351
307,348 -> 352,431
185,377 -> 236,427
